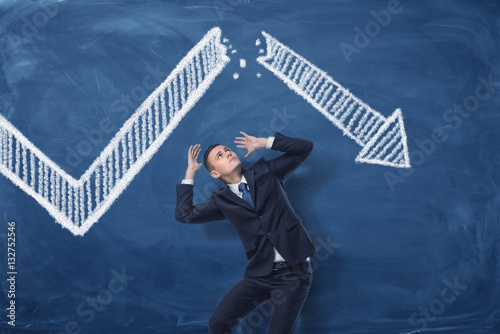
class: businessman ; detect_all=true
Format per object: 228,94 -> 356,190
175,131 -> 319,334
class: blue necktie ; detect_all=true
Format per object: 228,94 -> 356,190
238,182 -> 254,208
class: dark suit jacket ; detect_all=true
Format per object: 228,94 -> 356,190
175,132 -> 319,277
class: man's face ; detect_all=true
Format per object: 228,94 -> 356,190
208,145 -> 241,179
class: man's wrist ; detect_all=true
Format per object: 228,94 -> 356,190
185,168 -> 197,180
266,136 -> 275,149
259,137 -> 268,149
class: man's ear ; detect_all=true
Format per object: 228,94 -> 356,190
210,170 -> 220,179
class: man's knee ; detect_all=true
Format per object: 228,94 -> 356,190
209,311 -> 239,333
208,312 -> 223,332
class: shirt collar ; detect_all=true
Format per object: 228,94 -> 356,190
227,174 -> 247,195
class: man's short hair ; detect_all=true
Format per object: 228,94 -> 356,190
203,143 -> 221,172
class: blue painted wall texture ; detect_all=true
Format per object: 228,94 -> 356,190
1,0 -> 499,333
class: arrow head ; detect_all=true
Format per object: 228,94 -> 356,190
355,108 -> 411,169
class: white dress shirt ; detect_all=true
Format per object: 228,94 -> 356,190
181,137 -> 287,262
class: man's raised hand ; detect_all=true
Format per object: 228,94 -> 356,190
186,144 -> 202,178
235,131 -> 267,159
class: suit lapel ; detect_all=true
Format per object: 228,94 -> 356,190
219,167 -> 256,210
244,167 -> 256,208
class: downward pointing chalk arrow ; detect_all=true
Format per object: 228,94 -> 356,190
257,31 -> 411,169
0,27 -> 230,236
0,27 -> 411,236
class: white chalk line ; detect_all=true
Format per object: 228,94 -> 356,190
256,31 -> 410,169
0,27 -> 230,235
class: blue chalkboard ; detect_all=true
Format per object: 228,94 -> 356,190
1,0 -> 500,333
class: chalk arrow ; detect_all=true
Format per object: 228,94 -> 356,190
0,27 -> 230,236
257,31 -> 411,169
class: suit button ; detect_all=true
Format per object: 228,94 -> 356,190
266,232 -> 271,237
259,216 -> 263,220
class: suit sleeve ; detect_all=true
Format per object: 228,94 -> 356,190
175,184 -> 226,224
266,131 -> 313,182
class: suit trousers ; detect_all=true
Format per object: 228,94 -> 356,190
208,260 -> 313,334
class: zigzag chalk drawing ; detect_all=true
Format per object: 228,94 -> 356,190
257,31 -> 411,169
0,27 -> 230,236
